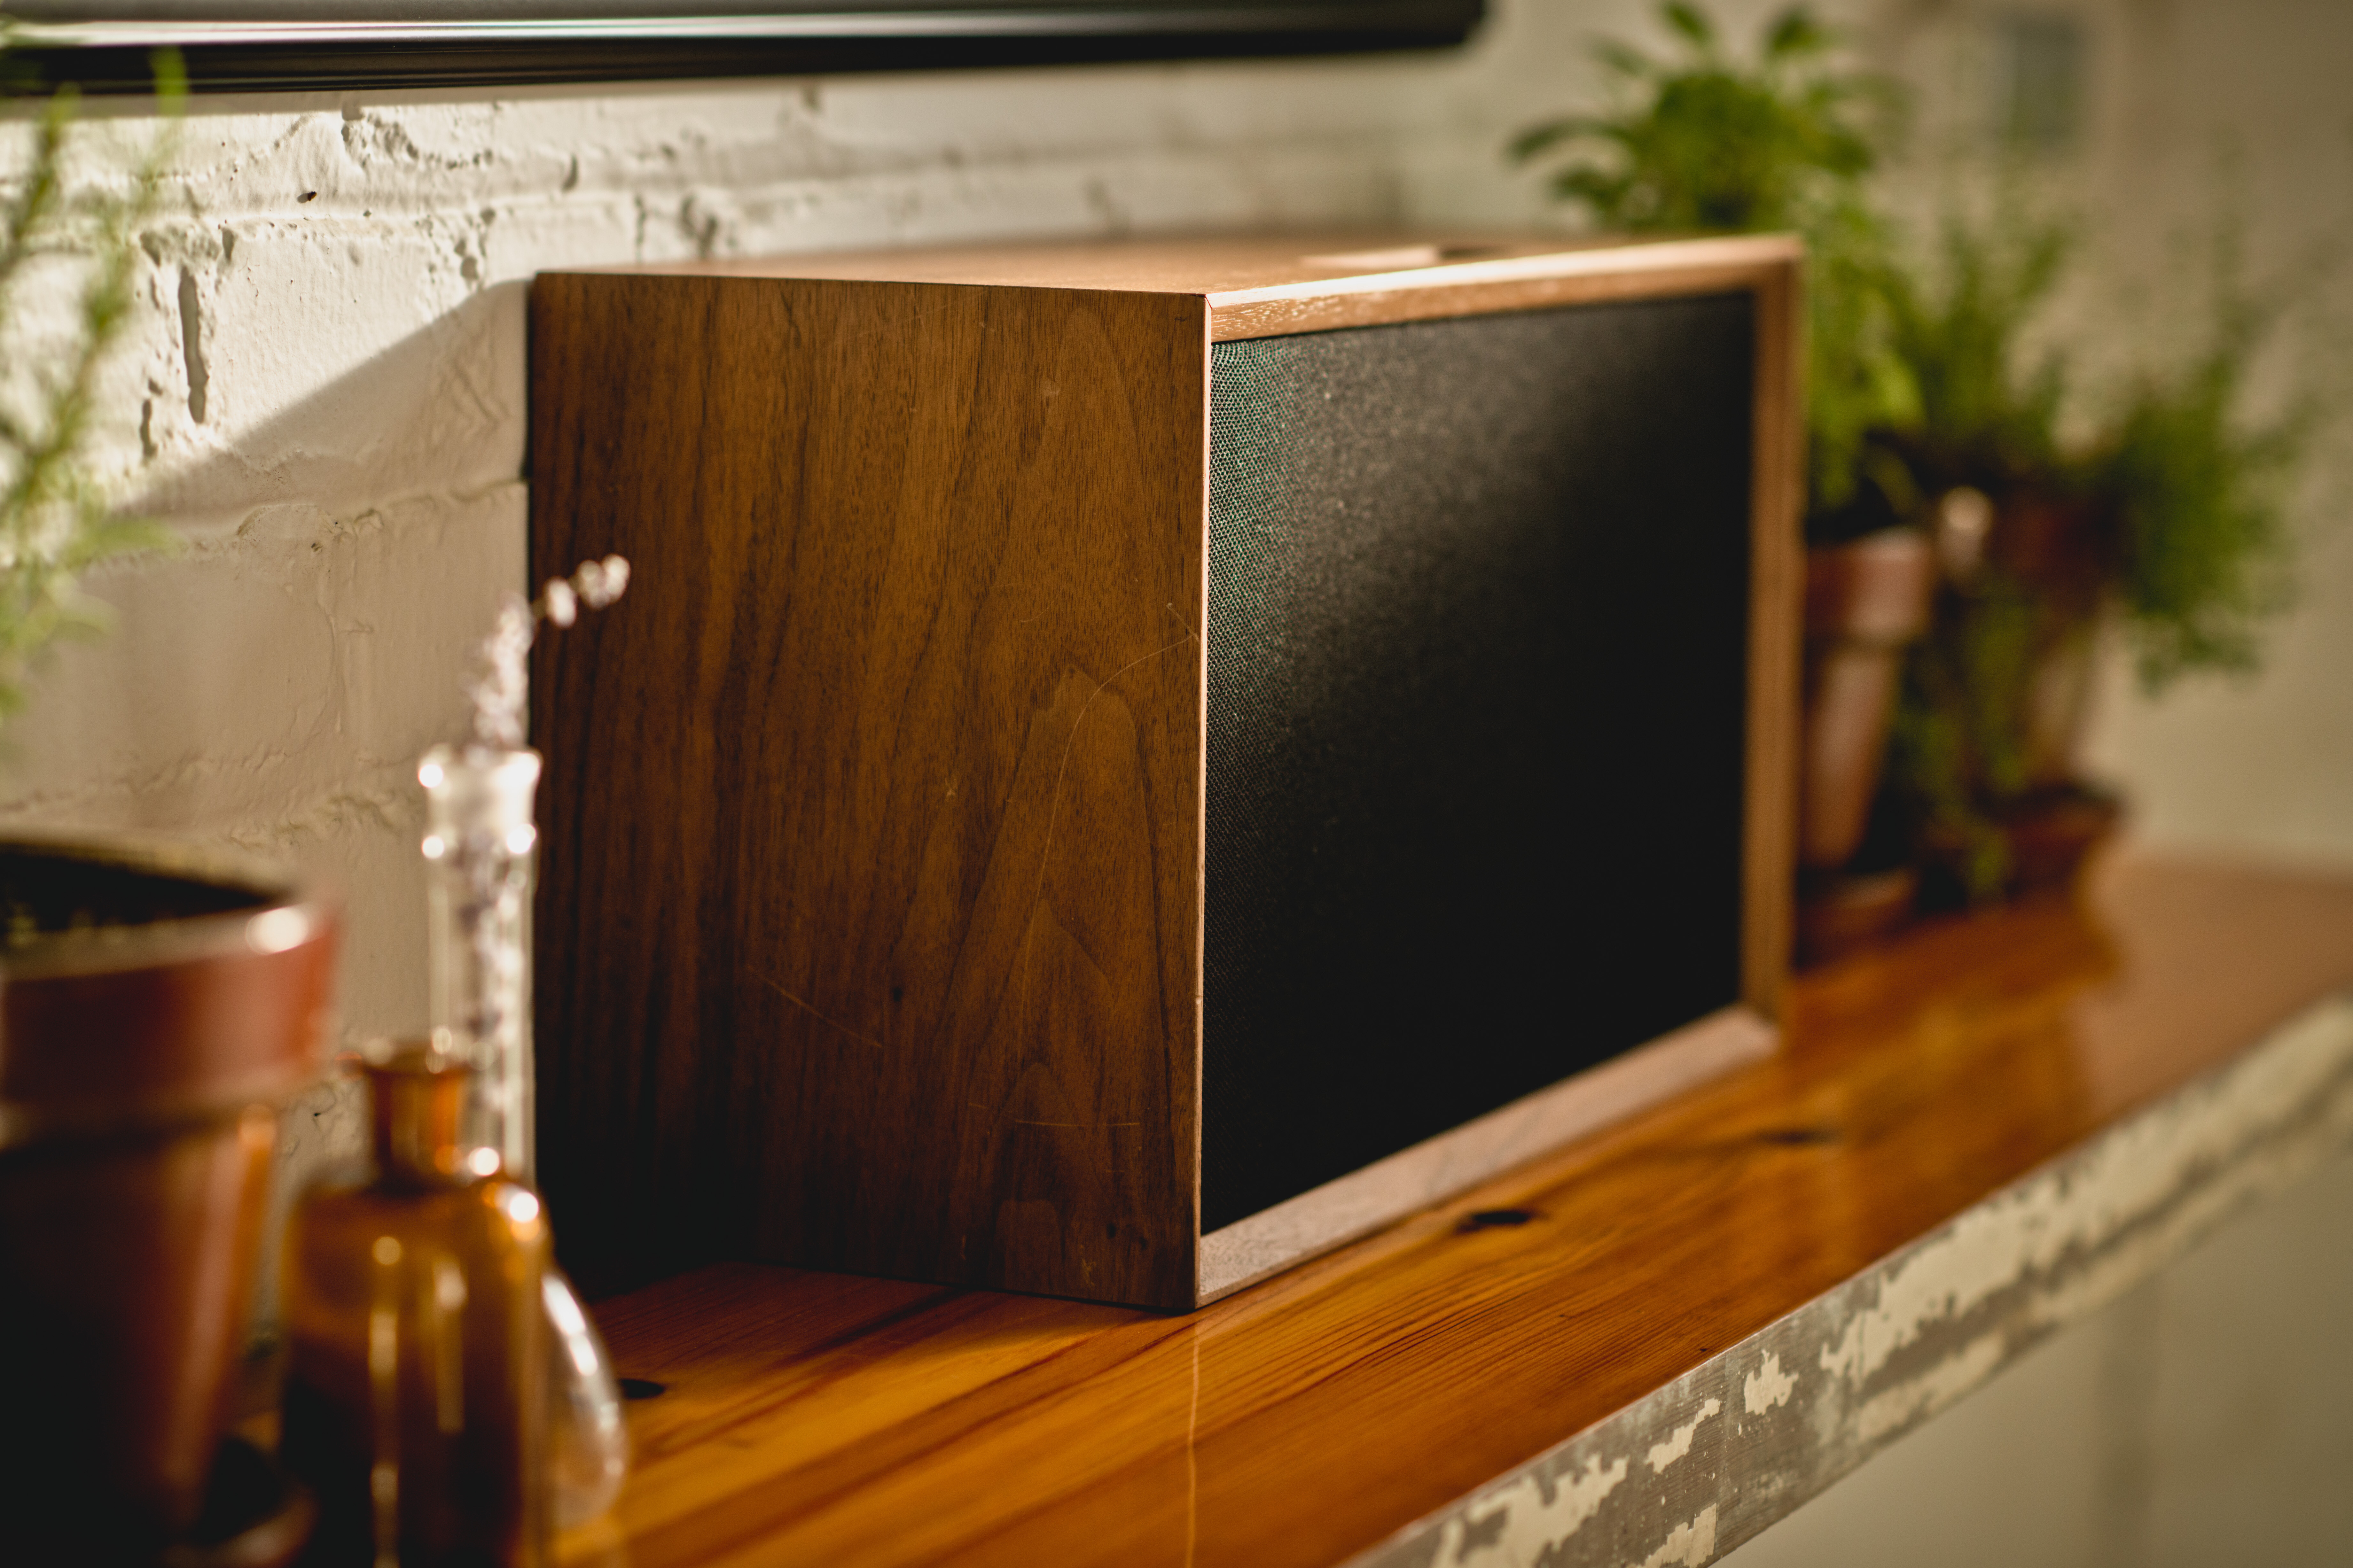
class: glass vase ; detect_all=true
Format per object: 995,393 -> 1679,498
421,743 -> 539,1176
418,743 -> 628,1529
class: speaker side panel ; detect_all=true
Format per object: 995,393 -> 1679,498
1201,294 -> 1756,1233
531,274 -> 1207,1308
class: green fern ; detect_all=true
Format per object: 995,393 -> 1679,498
1880,208 -> 2074,476
1875,204 -> 2312,896
2098,252 -> 2308,694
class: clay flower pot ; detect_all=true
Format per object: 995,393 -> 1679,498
1998,783 -> 2124,893
0,835 -> 338,1563
1794,530 -> 1935,964
1798,528 -> 1936,872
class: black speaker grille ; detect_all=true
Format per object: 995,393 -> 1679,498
1201,294 -> 1756,1232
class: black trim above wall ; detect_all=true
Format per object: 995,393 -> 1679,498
5,0 -> 1483,92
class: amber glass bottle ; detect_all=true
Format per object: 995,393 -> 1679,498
283,1043 -> 548,1566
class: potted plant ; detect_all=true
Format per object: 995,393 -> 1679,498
1877,213 -> 2307,905
1514,3 -> 2312,951
0,45 -> 342,1563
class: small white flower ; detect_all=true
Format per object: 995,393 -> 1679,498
458,555 -> 632,749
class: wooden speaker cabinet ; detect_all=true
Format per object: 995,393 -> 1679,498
529,233 -> 1802,1310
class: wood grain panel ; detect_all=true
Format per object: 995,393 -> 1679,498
530,274 -> 1208,1308
1742,255 -> 1804,1016
549,856 -> 2353,1568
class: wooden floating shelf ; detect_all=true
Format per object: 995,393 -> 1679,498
554,854 -> 2353,1567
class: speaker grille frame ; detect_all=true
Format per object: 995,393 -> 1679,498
1200,297 -> 1759,1233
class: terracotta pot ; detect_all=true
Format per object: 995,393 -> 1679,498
0,835 -> 338,1564
2000,783 -> 2124,895
2022,623 -> 2100,792
1914,783 -> 2125,911
1798,529 -> 1936,871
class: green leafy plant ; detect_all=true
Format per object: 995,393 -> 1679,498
1889,573 -> 2047,896
0,32 -> 183,729
1879,210 -> 2073,485
1515,2 -> 2318,907
2099,265 -> 2307,693
1875,207 -> 2312,898
1872,210 -> 2083,894
1510,2 -> 1913,512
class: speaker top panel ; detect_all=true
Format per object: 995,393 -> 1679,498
554,230 -> 1804,342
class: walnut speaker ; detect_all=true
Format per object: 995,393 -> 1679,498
528,234 -> 1801,1310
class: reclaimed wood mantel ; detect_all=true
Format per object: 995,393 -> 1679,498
556,854 -> 2353,1568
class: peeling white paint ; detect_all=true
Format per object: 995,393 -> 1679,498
1647,1398 -> 1723,1473
1744,1354 -> 1796,1416
1853,1332 -> 2007,1445
1638,1505 -> 1718,1568
1440,1453 -> 1629,1567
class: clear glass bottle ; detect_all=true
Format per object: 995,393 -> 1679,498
418,741 -> 629,1529
282,1043 -> 550,1567
420,743 -> 541,1177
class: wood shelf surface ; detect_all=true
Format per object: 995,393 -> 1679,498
557,853 -> 2353,1568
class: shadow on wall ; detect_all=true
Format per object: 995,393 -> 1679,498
0,281 -> 531,1044
130,279 -> 528,528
